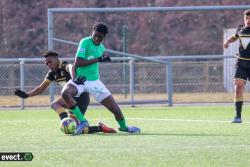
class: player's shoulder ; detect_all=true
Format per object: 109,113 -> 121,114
61,61 -> 68,69
45,69 -> 55,80
236,25 -> 244,30
99,43 -> 105,49
80,36 -> 92,43
62,60 -> 68,66
47,69 -> 54,75
79,36 -> 92,48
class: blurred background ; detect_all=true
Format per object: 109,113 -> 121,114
0,0 -> 249,108
0,0 -> 248,57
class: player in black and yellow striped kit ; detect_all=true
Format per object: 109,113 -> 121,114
15,51 -> 116,133
224,9 -> 250,123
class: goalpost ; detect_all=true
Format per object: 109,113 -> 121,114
47,5 -> 250,107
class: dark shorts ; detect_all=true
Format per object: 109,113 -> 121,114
234,59 -> 250,81
73,92 -> 90,115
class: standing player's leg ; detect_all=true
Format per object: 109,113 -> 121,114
232,63 -> 247,123
233,79 -> 245,123
73,92 -> 116,134
100,95 -> 140,133
50,98 -> 68,120
92,80 -> 140,133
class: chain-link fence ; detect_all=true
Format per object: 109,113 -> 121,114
0,57 -> 168,108
2,55 -> 250,109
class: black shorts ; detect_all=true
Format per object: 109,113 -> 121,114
234,59 -> 250,81
73,92 -> 90,115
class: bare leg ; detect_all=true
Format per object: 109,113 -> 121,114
100,95 -> 140,133
50,97 -> 68,120
100,95 -> 124,121
61,83 -> 78,108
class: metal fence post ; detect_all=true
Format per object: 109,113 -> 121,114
20,59 -> 25,110
166,60 -> 173,106
47,9 -> 54,51
129,58 -> 135,107
48,9 -> 55,103
122,25 -> 128,98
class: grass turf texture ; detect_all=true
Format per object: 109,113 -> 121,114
0,105 -> 250,167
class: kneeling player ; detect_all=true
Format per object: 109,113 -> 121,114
14,51 -> 116,134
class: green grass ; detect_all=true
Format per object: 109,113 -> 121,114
1,105 -> 250,167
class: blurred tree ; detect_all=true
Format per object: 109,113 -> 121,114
0,0 -> 247,57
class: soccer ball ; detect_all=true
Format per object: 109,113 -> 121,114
60,117 -> 77,134
68,113 -> 79,126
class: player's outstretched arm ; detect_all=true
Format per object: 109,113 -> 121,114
14,89 -> 28,98
223,36 -> 238,48
27,80 -> 50,97
74,57 -> 100,68
15,80 -> 50,98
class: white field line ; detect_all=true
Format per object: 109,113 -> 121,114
127,117 -> 250,124
0,117 -> 250,124
23,144 -> 250,154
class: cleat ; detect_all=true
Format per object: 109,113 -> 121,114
119,126 -> 141,134
74,120 -> 89,135
232,117 -> 242,123
98,122 -> 116,133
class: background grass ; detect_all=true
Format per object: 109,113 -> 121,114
0,105 -> 250,167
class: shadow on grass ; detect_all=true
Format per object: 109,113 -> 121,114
90,133 -> 235,137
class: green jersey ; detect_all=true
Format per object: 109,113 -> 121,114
76,36 -> 105,80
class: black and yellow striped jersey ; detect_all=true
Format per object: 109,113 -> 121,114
234,25 -> 250,59
45,60 -> 72,86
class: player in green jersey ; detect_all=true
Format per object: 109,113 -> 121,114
61,22 -> 140,135
15,51 -> 116,134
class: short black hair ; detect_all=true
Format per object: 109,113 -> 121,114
244,9 -> 250,16
92,22 -> 108,35
43,51 -> 58,58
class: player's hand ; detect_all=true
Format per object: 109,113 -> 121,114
73,75 -> 86,85
14,89 -> 28,98
98,54 -> 111,62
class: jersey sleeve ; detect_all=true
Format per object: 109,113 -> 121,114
45,70 -> 55,83
233,29 -> 239,39
76,38 -> 89,59
233,25 -> 243,39
102,45 -> 106,52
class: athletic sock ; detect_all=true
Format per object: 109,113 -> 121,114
59,112 -> 68,120
117,119 -> 128,130
69,105 -> 86,122
235,101 -> 243,118
85,126 -> 102,134
56,108 -> 68,120
234,96 -> 243,118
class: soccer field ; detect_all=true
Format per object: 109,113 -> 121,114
1,105 -> 250,167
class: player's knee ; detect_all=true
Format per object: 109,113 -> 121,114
61,89 -> 70,100
235,84 -> 244,92
50,101 -> 57,110
234,79 -> 245,87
